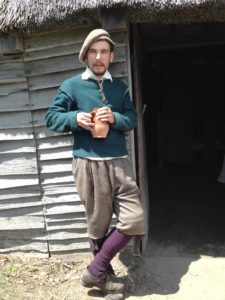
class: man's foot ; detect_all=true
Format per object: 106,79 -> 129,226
105,293 -> 124,300
80,269 -> 124,294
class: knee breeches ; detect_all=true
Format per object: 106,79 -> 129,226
72,157 -> 145,239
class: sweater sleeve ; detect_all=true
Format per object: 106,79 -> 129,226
45,88 -> 81,133
111,88 -> 137,132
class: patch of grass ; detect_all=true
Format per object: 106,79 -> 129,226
0,263 -> 22,300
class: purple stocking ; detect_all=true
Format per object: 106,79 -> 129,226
88,227 -> 116,274
88,229 -> 133,277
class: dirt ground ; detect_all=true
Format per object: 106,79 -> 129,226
1,243 -> 225,300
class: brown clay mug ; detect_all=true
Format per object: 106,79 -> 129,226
90,107 -> 109,138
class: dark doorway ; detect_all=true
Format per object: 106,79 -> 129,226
133,23 -> 225,256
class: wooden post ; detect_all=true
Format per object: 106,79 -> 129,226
132,24 -> 150,253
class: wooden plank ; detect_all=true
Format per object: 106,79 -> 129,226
0,177 -> 38,189
49,241 -> 89,253
0,128 -> 34,141
0,140 -> 36,154
0,186 -> 40,200
32,109 -> 50,127
0,153 -> 38,175
41,174 -> 75,185
24,43 -> 81,61
0,78 -> 27,84
47,231 -> 88,240
0,195 -> 41,206
0,111 -> 33,129
0,205 -> 44,217
24,54 -> 82,77
45,204 -> 84,216
0,239 -> 48,254
27,69 -> 82,91
46,220 -> 87,231
0,62 -> 25,80
0,53 -> 23,63
110,31 -> 127,44
37,135 -> 73,150
0,81 -> 27,96
114,46 -> 126,62
39,148 -> 73,161
0,91 -> 30,112
0,216 -> 44,232
34,126 -> 70,139
46,212 -> 86,223
43,194 -> 81,205
0,31 -> 23,54
24,28 -> 91,51
109,61 -> 128,77
42,183 -> 76,195
40,159 -> 72,174
29,88 -> 59,109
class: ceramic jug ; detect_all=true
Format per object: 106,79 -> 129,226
91,108 -> 109,138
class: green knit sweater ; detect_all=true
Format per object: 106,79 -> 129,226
45,74 -> 137,158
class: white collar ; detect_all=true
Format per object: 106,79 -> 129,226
82,67 -> 113,82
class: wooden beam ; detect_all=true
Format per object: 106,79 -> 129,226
0,31 -> 24,54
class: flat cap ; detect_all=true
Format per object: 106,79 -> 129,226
79,28 -> 115,63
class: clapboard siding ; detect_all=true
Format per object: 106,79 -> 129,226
0,52 -> 46,254
0,111 -> 33,129
27,69 -> 83,90
0,185 -> 40,200
25,54 -> 81,76
37,135 -> 73,149
29,88 -> 61,110
0,25 -> 131,255
23,27 -> 93,254
0,128 -> 34,141
0,153 -> 38,175
0,139 -> 36,154
0,91 -> 30,112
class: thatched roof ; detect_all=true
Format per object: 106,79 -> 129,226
1,0 -> 225,33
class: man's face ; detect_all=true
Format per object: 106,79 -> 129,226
85,40 -> 114,76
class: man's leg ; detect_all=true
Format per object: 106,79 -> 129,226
88,227 -> 116,275
88,229 -> 132,277
81,229 -> 132,293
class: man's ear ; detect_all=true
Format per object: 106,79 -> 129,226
110,52 -> 115,63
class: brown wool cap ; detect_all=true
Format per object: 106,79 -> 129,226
79,28 -> 115,63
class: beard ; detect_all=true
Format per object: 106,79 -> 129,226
91,63 -> 107,76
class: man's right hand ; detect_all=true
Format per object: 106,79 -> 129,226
77,112 -> 94,129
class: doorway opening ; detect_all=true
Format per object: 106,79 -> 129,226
132,23 -> 225,256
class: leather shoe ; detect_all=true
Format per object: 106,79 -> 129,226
80,269 -> 124,294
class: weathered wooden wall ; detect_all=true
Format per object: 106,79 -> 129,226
0,25 -> 131,255
0,50 -> 47,253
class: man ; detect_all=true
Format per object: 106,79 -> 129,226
45,29 -> 145,299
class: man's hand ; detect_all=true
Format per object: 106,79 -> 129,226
77,112 -> 94,129
95,107 -> 115,124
